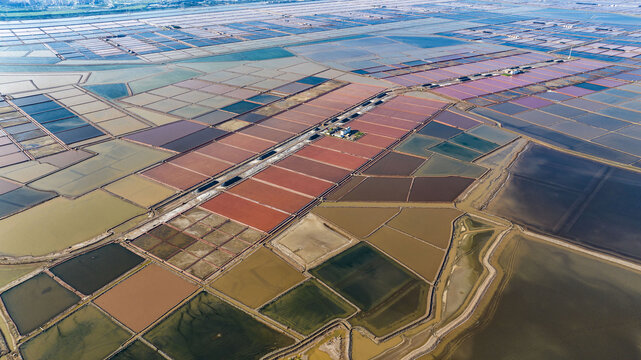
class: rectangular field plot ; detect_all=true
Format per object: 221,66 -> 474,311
94,264 -> 198,332
201,192 -> 290,232
253,166 -> 335,197
211,247 -> 305,308
366,226 -> 445,282
132,208 -> 264,279
260,279 -> 356,335
272,213 -> 351,268
104,175 -> 176,208
274,155 -> 350,183
328,174 -> 474,203
227,178 -> 314,214
387,208 -> 462,249
51,243 -> 144,295
295,145 -> 369,170
2,273 -> 80,335
312,206 -> 399,238
310,242 -> 429,337
144,292 -> 294,360
31,140 -> 171,197
362,152 -> 426,176
19,305 -> 130,360
0,190 -> 145,257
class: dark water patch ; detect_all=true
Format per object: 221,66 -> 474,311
311,243 -> 417,310
0,187 -> 56,219
429,142 -> 482,162
51,243 -> 144,295
409,176 -> 475,202
489,143 -> 641,260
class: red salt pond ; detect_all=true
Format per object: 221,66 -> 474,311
358,113 -> 418,130
253,166 -> 334,197
313,136 -> 383,158
258,118 -> 309,133
356,134 -> 397,148
195,142 -> 256,163
274,110 -> 325,126
143,162 -> 207,190
218,133 -> 275,153
227,178 -> 313,214
295,145 -> 369,170
170,152 -> 231,177
275,155 -> 350,183
201,192 -> 290,232
348,120 -> 408,138
239,125 -> 293,143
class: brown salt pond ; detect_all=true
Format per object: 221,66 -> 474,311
408,176 -> 475,202
338,177 -> 412,202
387,207 -> 462,248
94,264 -> 198,332
312,206 -> 399,238
272,213 -> 352,267
324,176 -> 366,201
363,151 -> 426,176
211,247 -> 305,308
366,226 -> 446,282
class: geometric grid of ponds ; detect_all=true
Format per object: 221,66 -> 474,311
433,59 -> 607,100
142,82 -> 383,191
201,94 -> 446,230
327,110 -> 517,203
472,73 -> 641,166
132,208 -> 264,280
10,94 -> 104,145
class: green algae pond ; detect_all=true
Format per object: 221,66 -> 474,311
109,340 -> 164,360
428,234 -> 641,360
20,304 -> 130,360
144,291 -> 294,360
2,273 -> 79,335
310,242 -> 429,337
260,279 -> 356,335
